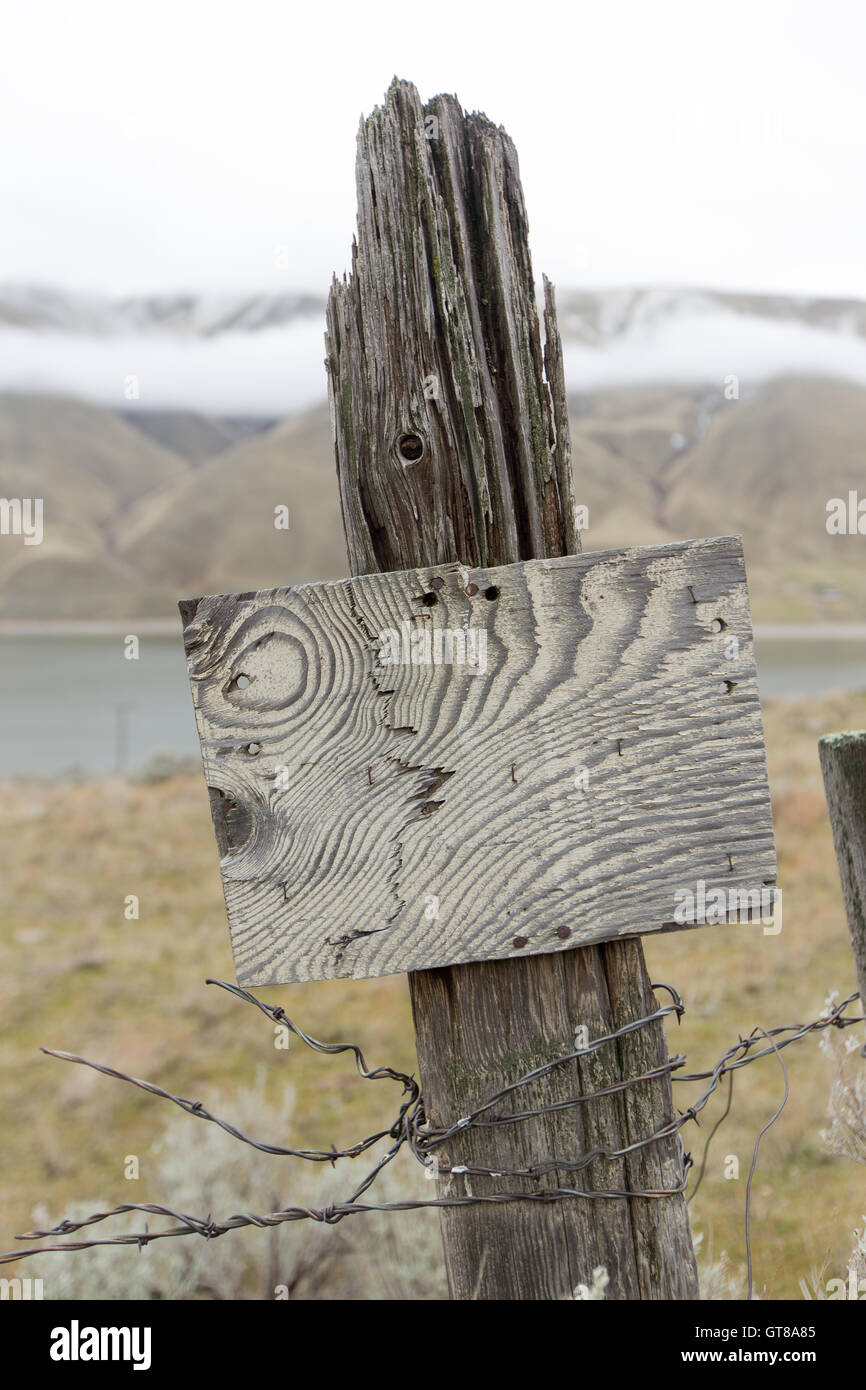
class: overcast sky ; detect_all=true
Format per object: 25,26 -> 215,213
1,0 -> 864,300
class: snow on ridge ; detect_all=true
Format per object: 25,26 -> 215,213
0,283 -> 325,337
562,307 -> 866,392
556,283 -> 866,347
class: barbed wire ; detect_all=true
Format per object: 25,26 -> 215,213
0,979 -> 861,1287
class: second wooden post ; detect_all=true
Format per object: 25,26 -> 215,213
819,732 -> 866,1016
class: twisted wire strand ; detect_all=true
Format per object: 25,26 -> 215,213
0,980 -> 860,1271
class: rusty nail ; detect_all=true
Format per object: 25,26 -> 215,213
431,576 -> 445,590
556,925 -> 571,940
465,583 -> 478,596
513,935 -> 528,949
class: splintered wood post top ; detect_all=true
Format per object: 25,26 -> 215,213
181,536 -> 776,985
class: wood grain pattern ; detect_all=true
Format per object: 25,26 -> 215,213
326,77 -> 699,1300
182,536 -> 775,985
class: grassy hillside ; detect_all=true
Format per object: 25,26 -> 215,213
118,408 -> 346,599
572,377 -> 866,620
118,409 -> 243,465
666,377 -> 866,620
1,377 -> 865,619
0,394 -> 190,618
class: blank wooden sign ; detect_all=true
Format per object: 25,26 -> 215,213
181,536 -> 776,984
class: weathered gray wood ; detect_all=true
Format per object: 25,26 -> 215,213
411,937 -> 701,1299
819,731 -> 866,1011
323,78 -> 701,1299
182,538 -> 775,984
326,83 -> 579,577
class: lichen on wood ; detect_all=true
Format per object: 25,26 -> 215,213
326,78 -> 579,579
327,77 -> 699,1300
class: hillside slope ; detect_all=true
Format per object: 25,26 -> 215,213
569,376 -> 866,619
117,407 -> 346,601
0,394 -> 189,618
0,379 -> 864,620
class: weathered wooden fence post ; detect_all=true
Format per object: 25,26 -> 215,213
325,78 -> 699,1300
184,78 -> 772,1302
819,732 -> 866,1014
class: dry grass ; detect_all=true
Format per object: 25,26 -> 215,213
0,689 -> 864,1298
647,689 -> 866,1298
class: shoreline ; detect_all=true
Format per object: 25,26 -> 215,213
0,618 -> 183,636
754,623 -> 866,640
0,619 -> 864,639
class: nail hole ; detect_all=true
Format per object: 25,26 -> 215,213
398,433 -> 424,463
420,591 -> 438,607
711,618 -> 727,633
722,680 -> 737,694
484,586 -> 500,601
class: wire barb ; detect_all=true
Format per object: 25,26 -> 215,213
0,980 -> 861,1289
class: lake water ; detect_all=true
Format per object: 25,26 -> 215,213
1,631 -> 864,777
